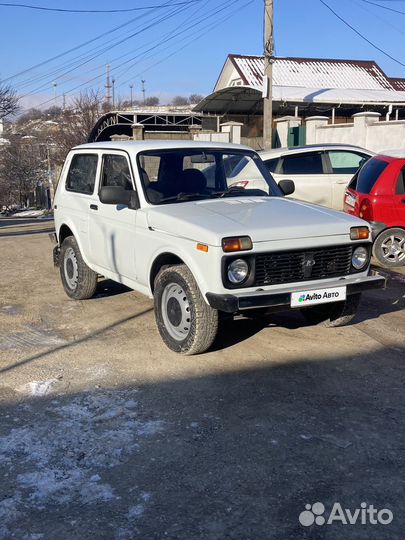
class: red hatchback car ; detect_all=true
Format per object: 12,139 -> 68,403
344,152 -> 405,267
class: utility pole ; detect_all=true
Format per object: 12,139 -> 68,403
112,77 -> 116,108
129,84 -> 133,107
105,64 -> 112,107
263,0 -> 274,149
52,82 -> 57,104
141,79 -> 146,105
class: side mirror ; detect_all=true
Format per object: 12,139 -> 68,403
278,179 -> 295,196
99,186 -> 140,209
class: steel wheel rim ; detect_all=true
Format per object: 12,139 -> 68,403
381,234 -> 405,264
161,282 -> 191,341
64,247 -> 79,290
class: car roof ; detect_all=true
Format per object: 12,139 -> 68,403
74,140 -> 254,153
259,144 -> 373,159
374,149 -> 405,160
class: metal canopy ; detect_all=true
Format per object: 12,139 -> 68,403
193,85 -> 405,116
88,110 -> 206,142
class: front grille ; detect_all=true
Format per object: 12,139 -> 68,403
254,245 -> 354,286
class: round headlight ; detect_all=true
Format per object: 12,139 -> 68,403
352,246 -> 369,270
227,258 -> 249,284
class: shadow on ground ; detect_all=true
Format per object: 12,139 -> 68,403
0,347 -> 403,540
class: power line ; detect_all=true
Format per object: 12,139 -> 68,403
25,0 -> 251,110
319,0 -> 405,66
1,0 -> 199,83
20,0 -> 229,100
0,0 -> 198,13
16,2 -> 191,93
358,0 -> 405,14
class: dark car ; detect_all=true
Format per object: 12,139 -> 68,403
344,152 -> 405,267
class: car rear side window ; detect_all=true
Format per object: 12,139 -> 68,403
281,153 -> 323,175
65,154 -> 98,194
349,158 -> 389,194
328,151 -> 369,174
396,167 -> 405,195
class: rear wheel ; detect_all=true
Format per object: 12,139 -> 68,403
373,228 -> 405,267
60,236 -> 98,300
154,264 -> 218,355
300,293 -> 361,327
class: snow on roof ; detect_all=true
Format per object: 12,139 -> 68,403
227,54 -> 400,92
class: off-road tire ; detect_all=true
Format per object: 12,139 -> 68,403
154,264 -> 218,355
373,227 -> 405,267
300,293 -> 361,327
59,236 -> 98,300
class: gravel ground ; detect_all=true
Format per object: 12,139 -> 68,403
0,234 -> 404,540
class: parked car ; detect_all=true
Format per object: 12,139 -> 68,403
344,151 -> 405,267
226,144 -> 372,210
52,141 -> 384,355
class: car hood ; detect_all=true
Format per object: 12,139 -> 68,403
145,196 -> 367,245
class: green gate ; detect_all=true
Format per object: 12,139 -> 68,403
287,126 -> 306,147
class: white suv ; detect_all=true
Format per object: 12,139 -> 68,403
53,141 -> 384,355
227,144 -> 372,210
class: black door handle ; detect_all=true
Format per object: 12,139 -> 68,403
402,199 -> 405,204
90,204 -> 98,211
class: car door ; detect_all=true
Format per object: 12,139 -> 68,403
272,151 -> 331,207
325,150 -> 370,210
392,164 -> 405,225
88,151 -> 138,281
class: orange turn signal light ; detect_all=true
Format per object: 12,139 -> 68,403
196,243 -> 209,252
222,236 -> 253,252
350,226 -> 370,240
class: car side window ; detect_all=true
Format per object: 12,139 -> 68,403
100,154 -> 133,191
396,167 -> 405,195
328,151 -> 369,174
281,153 -> 323,175
264,158 -> 279,173
65,154 -> 98,194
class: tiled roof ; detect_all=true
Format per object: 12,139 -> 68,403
228,54 -> 399,91
389,77 -> 405,91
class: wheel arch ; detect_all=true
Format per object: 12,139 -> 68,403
149,252 -> 185,293
58,223 -> 74,244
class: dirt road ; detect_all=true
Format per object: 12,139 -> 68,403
0,234 -> 404,539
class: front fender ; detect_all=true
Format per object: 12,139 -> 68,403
147,243 -> 218,302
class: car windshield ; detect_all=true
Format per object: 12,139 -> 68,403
137,149 -> 282,205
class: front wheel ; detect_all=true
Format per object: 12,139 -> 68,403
300,293 -> 361,327
59,236 -> 98,300
373,228 -> 405,267
154,264 -> 218,355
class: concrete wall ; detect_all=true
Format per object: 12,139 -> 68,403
305,112 -> 405,152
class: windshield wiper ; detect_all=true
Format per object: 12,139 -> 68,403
160,192 -> 211,203
211,186 -> 251,198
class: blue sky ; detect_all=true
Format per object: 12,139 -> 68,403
0,0 -> 404,109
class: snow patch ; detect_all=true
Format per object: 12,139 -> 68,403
0,390 -> 163,534
15,379 -> 60,396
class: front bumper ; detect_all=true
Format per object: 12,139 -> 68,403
206,271 -> 386,313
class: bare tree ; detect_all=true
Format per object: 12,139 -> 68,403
171,95 -> 189,106
145,96 -> 159,106
0,83 -> 19,119
189,94 -> 204,104
0,135 -> 47,207
53,89 -> 103,160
